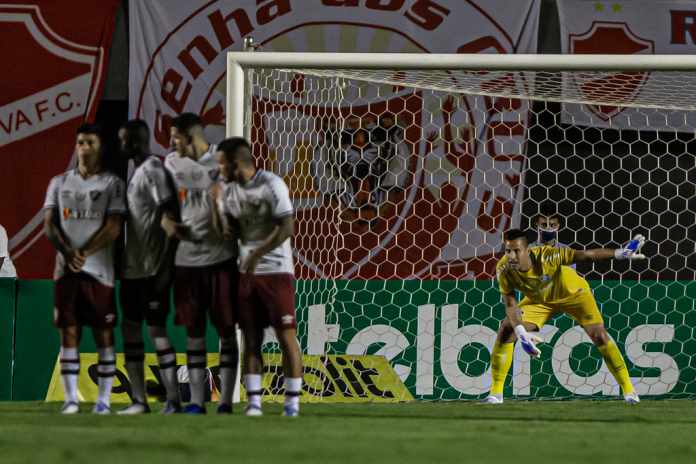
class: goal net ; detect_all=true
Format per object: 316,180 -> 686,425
227,52 -> 696,401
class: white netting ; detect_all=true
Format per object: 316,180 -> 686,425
240,64 -> 695,401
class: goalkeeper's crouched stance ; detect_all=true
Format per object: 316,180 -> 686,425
484,229 -> 646,405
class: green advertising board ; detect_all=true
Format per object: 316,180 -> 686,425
6,279 -> 696,401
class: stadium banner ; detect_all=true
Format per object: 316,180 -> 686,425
45,353 -> 412,403
18,279 -> 696,401
129,0 -> 541,279
558,0 -> 696,130
0,1 -> 120,279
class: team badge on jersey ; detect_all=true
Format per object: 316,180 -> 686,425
89,190 -> 102,201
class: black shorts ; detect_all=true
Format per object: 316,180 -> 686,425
119,276 -> 171,327
174,260 -> 238,335
54,273 -> 116,329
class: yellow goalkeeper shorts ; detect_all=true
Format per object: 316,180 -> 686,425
519,288 -> 604,329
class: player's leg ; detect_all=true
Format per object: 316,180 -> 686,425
242,322 -> 265,417
118,279 -> 149,414
276,327 -> 302,417
92,328 -> 116,414
210,262 -> 239,414
144,276 -> 180,413
485,302 -> 551,403
54,274 -> 82,414
59,326 -> 82,414
84,275 -> 118,414
174,266 -> 208,414
563,292 -> 638,403
259,273 -> 302,416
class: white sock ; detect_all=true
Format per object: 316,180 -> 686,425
97,346 -> 116,406
186,337 -> 207,406
152,335 -> 180,403
60,347 -> 80,403
219,337 -> 238,405
284,377 -> 302,410
244,374 -> 262,409
123,341 -> 146,404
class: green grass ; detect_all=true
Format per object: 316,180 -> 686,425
1,401 -> 695,463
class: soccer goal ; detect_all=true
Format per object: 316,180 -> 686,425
226,51 -> 696,401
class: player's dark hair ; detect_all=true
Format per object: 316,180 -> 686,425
534,202 -> 562,224
76,123 -> 103,141
503,228 -> 529,243
218,137 -> 252,164
121,119 -> 149,137
171,112 -> 202,135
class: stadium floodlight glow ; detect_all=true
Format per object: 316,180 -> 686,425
226,51 -> 695,401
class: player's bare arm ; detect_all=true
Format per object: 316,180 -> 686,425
241,215 -> 294,274
80,214 -> 123,258
160,211 -> 193,242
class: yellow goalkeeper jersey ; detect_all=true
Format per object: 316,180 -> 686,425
496,246 -> 590,304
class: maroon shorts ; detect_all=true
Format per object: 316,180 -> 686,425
174,260 -> 237,334
54,273 -> 116,329
238,273 -> 296,331
119,277 -> 171,327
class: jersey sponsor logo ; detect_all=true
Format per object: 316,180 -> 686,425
62,208 -> 104,220
175,172 -> 185,181
569,21 -> 654,120
60,190 -> 73,200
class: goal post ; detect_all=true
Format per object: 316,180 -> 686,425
226,51 -> 696,401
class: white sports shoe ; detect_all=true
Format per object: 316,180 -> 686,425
117,402 -> 151,415
480,395 -> 504,404
61,402 -> 80,415
245,404 -> 263,417
624,392 -> 640,405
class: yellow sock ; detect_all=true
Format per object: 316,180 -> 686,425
490,341 -> 514,396
598,340 -> 634,395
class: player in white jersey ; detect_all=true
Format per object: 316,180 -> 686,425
117,119 -> 181,415
163,113 -> 238,414
215,137 -> 303,417
43,124 -> 126,414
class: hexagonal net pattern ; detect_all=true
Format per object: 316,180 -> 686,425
244,67 -> 695,401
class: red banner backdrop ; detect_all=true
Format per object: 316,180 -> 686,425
0,1 -> 119,278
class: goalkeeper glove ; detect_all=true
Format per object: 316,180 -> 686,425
514,325 -> 542,358
614,234 -> 646,260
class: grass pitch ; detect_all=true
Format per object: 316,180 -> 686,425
1,401 -> 695,464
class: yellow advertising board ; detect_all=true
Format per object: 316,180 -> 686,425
45,353 -> 413,403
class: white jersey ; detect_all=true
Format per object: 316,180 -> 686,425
43,170 -> 127,287
219,170 -> 294,275
0,225 -> 17,278
165,145 -> 236,267
123,156 -> 173,279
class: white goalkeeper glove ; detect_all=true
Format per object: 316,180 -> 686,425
514,325 -> 542,358
614,234 -> 646,260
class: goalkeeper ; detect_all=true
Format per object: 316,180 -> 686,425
484,228 -> 646,405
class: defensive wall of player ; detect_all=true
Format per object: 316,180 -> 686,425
1,278 -> 693,401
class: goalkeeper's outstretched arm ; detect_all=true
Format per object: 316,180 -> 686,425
573,234 -> 646,263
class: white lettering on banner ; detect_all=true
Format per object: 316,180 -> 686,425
305,304 -> 679,397
625,324 -> 679,395
440,304 -> 497,395
0,74 -> 90,147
